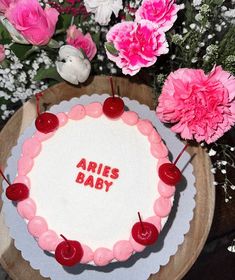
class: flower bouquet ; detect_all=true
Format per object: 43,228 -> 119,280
0,0 -> 235,199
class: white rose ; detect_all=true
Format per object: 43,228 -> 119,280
56,45 -> 91,85
84,0 -> 123,25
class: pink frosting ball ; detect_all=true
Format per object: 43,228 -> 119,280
121,111 -> 138,125
57,112 -> 68,127
27,216 -> 48,237
137,119 -> 153,136
22,137 -> 41,158
85,103 -> 103,118
151,142 -> 168,158
129,235 -> 145,252
113,240 -> 133,261
17,198 -> 36,220
18,156 -> 33,175
154,197 -> 172,217
13,175 -> 31,188
80,245 -> 94,264
68,104 -> 86,120
93,248 -> 113,266
38,230 -> 60,251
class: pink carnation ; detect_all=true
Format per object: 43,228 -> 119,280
66,25 -> 97,61
135,0 -> 183,32
106,20 -> 168,76
0,0 -> 15,14
156,66 -> 235,144
0,44 -> 5,62
6,0 -> 59,45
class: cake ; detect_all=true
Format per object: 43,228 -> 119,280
5,99 -> 176,266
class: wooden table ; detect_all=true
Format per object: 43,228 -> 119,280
0,76 -> 215,280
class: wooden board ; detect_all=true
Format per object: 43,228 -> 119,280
0,76 -> 215,280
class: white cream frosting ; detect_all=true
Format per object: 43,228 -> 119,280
28,115 -> 159,250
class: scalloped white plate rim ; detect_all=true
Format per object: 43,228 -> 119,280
2,94 -> 196,280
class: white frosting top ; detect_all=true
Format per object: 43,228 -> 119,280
28,115 -> 158,250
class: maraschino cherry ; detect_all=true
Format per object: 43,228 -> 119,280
158,144 -> 188,185
158,143 -> 189,185
0,168 -> 29,201
103,77 -> 124,118
35,93 -> 59,134
132,212 -> 159,246
55,234 -> 83,266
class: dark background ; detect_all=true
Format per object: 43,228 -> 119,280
183,128 -> 235,280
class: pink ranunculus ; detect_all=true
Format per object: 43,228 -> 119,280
0,44 -> 5,62
135,0 -> 183,32
156,66 -> 235,144
0,0 -> 15,14
5,0 -> 59,45
66,25 -> 97,61
106,20 -> 168,76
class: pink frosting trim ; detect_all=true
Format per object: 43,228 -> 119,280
129,235 -> 145,252
137,119 -> 154,136
121,111 -> 138,125
33,131 -> 54,142
17,198 -> 36,220
38,230 -> 60,251
14,175 -> 31,188
27,216 -> 48,237
80,244 -> 94,264
18,156 -> 34,175
145,216 -> 162,232
57,112 -> 68,127
154,197 -> 172,217
22,138 -> 41,158
158,181 -> 176,198
68,104 -> 86,120
15,102 -> 175,266
85,103 -> 103,118
148,129 -> 161,144
93,248 -> 113,266
113,240 -> 133,261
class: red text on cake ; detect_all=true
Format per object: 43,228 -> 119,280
75,158 -> 119,192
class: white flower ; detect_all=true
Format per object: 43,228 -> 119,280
56,45 -> 91,85
208,148 -> 216,156
193,0 -> 202,7
84,0 -> 123,25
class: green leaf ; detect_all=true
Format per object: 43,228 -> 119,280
47,39 -> 60,49
212,0 -> 224,5
57,14 -> 73,30
0,22 -> 11,40
125,14 -> 134,21
10,43 -> 33,60
33,67 -> 63,82
104,42 -> 118,56
92,31 -> 100,46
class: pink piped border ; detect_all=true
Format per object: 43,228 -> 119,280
14,102 -> 175,266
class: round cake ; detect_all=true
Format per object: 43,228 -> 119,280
9,100 -> 175,266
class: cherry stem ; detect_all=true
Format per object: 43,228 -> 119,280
173,143 -> 189,166
36,92 -> 43,116
60,234 -> 72,252
0,167 -> 11,185
138,212 -> 146,234
109,76 -> 115,98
